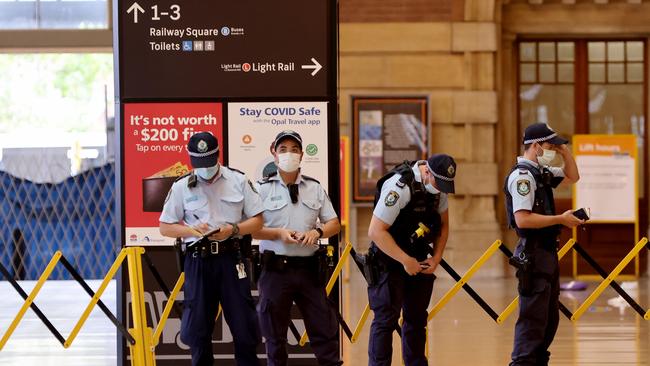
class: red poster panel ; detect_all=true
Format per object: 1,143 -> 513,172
123,103 -> 223,246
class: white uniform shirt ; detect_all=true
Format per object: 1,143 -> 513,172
373,162 -> 448,225
506,157 -> 565,213
159,167 -> 264,241
256,173 -> 337,257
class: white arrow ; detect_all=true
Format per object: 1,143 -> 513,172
301,58 -> 322,76
127,2 -> 145,24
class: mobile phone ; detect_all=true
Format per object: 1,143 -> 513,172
573,208 -> 590,221
419,263 -> 430,269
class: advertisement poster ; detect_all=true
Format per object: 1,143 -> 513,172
227,102 -> 329,190
124,102 -> 223,246
573,134 -> 637,222
352,97 -> 428,201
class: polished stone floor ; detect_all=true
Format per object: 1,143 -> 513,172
1,273 -> 649,365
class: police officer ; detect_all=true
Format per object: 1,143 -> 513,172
505,123 -> 583,366
253,130 -> 342,366
159,131 -> 263,366
366,154 -> 456,366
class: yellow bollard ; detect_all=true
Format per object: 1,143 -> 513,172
127,247 -> 156,366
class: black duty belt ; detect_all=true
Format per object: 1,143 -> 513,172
185,239 -> 240,257
261,250 -> 320,271
520,236 -> 559,253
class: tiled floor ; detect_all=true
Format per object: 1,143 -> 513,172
1,273 -> 649,365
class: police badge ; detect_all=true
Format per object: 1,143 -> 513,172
516,179 -> 531,196
385,191 -> 399,206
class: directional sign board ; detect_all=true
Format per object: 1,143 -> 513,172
118,0 -> 330,99
115,0 -> 338,365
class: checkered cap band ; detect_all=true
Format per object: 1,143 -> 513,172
523,132 -> 558,145
188,147 -> 219,157
426,162 -> 454,181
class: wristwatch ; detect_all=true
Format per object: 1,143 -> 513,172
230,223 -> 240,237
314,228 -> 324,238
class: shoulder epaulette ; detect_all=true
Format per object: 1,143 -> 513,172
302,175 -> 320,184
175,172 -> 191,182
228,167 -> 245,175
258,170 -> 277,185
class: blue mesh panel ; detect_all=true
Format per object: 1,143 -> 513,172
0,163 -> 117,280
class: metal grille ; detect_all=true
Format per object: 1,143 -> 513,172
0,158 -> 116,280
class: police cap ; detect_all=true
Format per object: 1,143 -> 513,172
523,123 -> 568,145
426,154 -> 456,194
187,131 -> 219,168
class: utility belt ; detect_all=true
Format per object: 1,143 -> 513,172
257,247 -> 334,285
184,237 -> 250,258
508,235 -> 557,296
355,244 -> 395,287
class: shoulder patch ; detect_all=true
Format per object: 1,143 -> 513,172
396,180 -> 406,188
248,180 -> 258,194
301,175 -> 320,184
518,169 -> 529,175
516,179 -> 531,196
385,191 -> 400,207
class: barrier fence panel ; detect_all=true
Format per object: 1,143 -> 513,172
2,238 -> 649,362
0,161 -> 117,281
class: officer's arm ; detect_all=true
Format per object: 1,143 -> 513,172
252,226 -> 282,240
368,216 -> 411,264
557,144 -> 579,184
514,210 -> 572,229
159,222 -> 202,238
320,217 -> 341,238
235,213 -> 264,236
431,210 -> 449,260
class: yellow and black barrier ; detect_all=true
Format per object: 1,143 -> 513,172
0,247 -> 157,366
3,238 -> 649,361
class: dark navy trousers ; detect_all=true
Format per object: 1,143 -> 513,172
257,266 -> 342,366
181,253 -> 260,366
511,244 -> 560,366
367,269 -> 435,366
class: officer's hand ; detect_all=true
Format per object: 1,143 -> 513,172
402,256 -> 422,276
278,229 -> 300,245
560,210 -> 584,228
194,223 -> 211,235
300,230 -> 320,248
209,225 -> 233,241
419,257 -> 440,275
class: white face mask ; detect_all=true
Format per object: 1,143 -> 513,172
423,172 -> 440,194
195,164 -> 219,180
536,147 -> 556,166
277,152 -> 301,172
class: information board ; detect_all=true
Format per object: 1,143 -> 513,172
114,0 -> 338,365
117,0 -> 329,98
573,134 -> 637,223
352,97 -> 428,201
